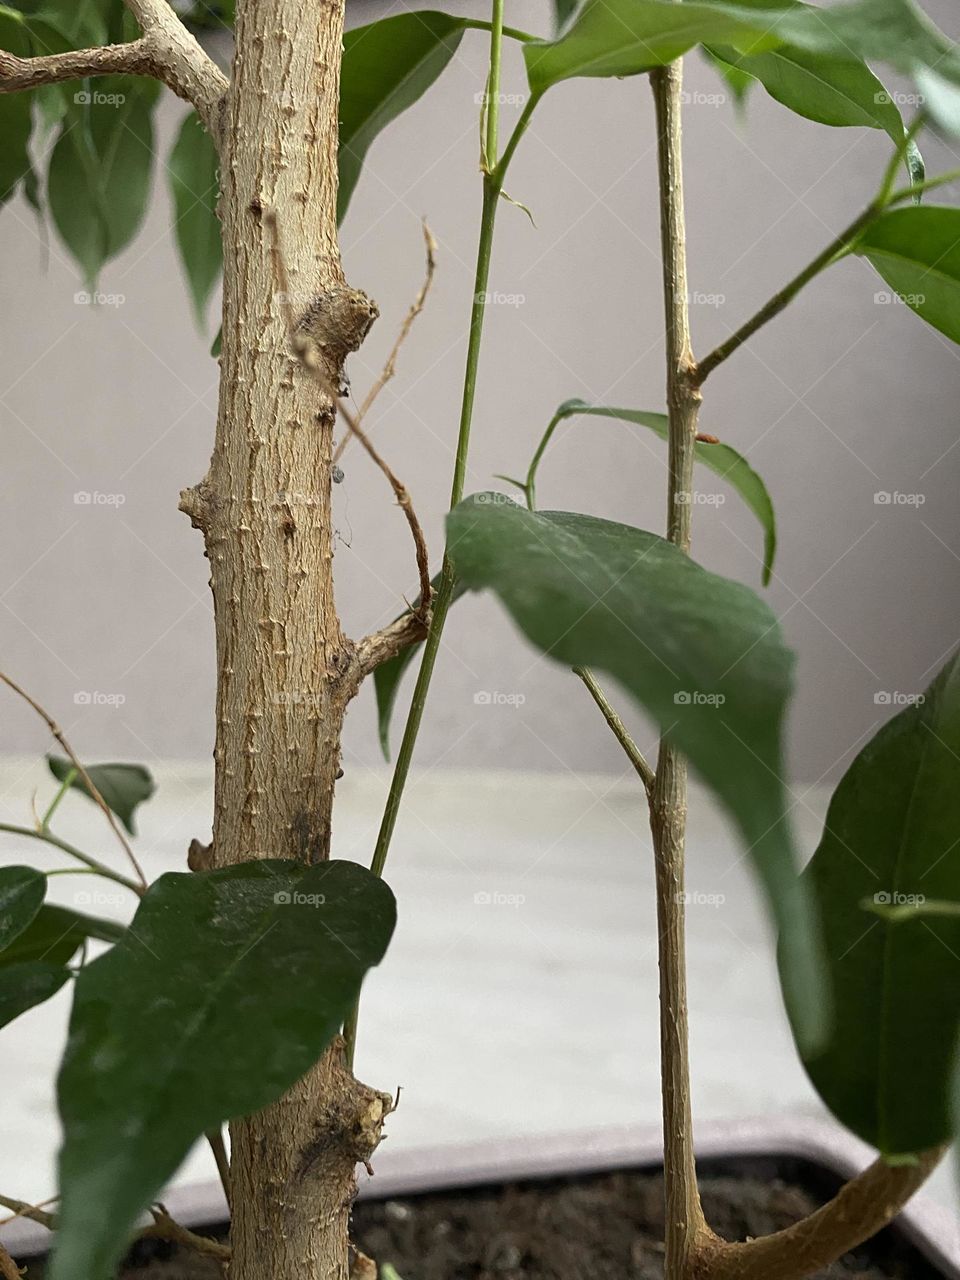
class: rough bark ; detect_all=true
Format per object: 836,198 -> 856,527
179,2 -> 385,1277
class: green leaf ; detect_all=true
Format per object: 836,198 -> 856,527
0,904 -> 125,968
0,866 -> 47,950
853,206 -> 960,346
374,573 -> 468,760
338,12 -> 469,223
522,0 -> 960,113
537,400 -> 777,585
792,654 -> 960,1156
168,111 -> 221,326
705,41 -> 907,143
447,496 -> 823,1048
47,756 -> 155,836
0,7 -> 34,206
0,961 -> 70,1029
47,78 -> 159,286
50,858 -> 396,1280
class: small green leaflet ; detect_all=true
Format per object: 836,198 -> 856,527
47,756 -> 155,836
0,904 -> 125,968
530,400 -> 777,585
50,859 -> 396,1280
0,962 -> 70,1029
447,496 -> 824,1050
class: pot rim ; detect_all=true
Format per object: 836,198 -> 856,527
3,1115 -> 956,1275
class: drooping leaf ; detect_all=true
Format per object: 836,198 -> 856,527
522,0 -> 960,119
50,858 -> 397,1280
853,206 -> 960,345
339,12 -> 470,223
0,866 -> 46,950
47,756 -> 155,836
447,496 -> 823,1047
47,78 -> 159,285
168,111 -> 222,326
533,400 -> 777,584
792,654 -> 960,1156
0,7 -> 35,206
0,904 -> 125,968
374,573 -> 468,759
705,41 -> 907,143
0,961 -> 70,1029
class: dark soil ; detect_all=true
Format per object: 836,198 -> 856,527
18,1159 -> 944,1280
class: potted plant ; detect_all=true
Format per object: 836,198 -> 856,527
1,0 -> 960,1277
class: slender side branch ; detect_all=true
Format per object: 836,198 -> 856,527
0,671 -> 147,892
696,1145 -> 946,1280
0,1242 -> 19,1280
694,205 -> 877,385
0,822 -> 142,894
0,0 -> 228,139
334,222 -> 438,464
574,667 -> 655,795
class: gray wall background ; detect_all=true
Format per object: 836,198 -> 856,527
1,0 -> 958,785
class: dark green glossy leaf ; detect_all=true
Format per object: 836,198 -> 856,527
792,654 -> 960,1156
447,496 -> 823,1048
50,858 -> 396,1280
539,400 -> 777,584
168,111 -> 221,326
47,756 -> 155,836
854,206 -> 960,345
0,866 -> 46,950
0,904 -> 125,967
374,573 -> 468,759
0,7 -> 34,206
339,12 -> 469,223
523,0 -> 960,116
0,961 -> 70,1029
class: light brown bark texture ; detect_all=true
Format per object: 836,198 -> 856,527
179,2 -> 386,1278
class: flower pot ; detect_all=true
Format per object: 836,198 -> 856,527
4,1116 -> 957,1277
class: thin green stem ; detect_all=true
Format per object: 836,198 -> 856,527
524,407 -> 563,510
574,667 -> 655,793
345,8 -> 529,1069
40,768 -> 76,829
0,822 -> 141,894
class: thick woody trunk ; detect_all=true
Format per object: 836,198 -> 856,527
180,2 -> 387,1277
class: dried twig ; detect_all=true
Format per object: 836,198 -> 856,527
338,401 -> 432,626
0,1194 -> 230,1265
0,671 -> 148,892
334,221 -> 438,463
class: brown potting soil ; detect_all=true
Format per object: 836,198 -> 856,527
17,1162 -> 944,1280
